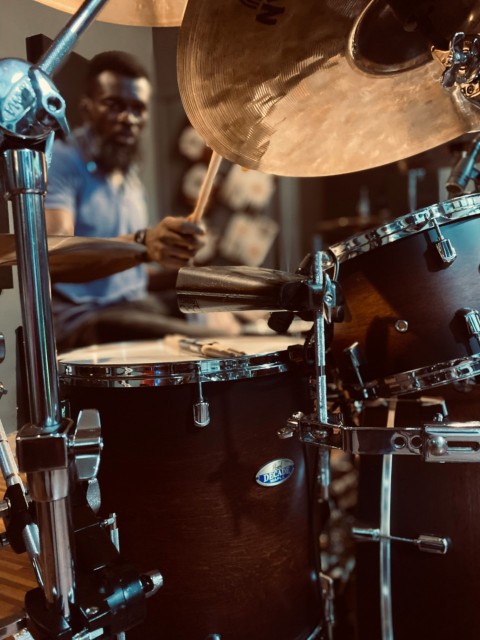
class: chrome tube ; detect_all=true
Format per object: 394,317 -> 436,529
379,399 -> 397,640
3,149 -> 60,430
2,149 -> 75,616
313,252 -> 330,501
36,0 -> 109,76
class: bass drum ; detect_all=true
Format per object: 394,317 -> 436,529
354,380 -> 480,640
327,194 -> 480,398
58,336 -> 324,640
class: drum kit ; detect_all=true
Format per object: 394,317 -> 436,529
2,1 -> 480,639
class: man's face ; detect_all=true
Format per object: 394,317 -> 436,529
84,70 -> 151,171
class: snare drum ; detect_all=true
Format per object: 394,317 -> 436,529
328,194 -> 480,397
58,337 -> 323,640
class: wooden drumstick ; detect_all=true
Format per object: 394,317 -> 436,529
188,150 -> 222,224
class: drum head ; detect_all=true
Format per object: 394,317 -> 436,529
58,336 -> 304,387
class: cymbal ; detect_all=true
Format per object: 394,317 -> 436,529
0,235 -> 147,283
177,0 -> 480,177
32,0 -> 186,27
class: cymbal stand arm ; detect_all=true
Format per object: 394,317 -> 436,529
35,0 -> 109,77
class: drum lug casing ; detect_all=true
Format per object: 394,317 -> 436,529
429,218 -> 457,264
193,379 -> 210,428
462,307 -> 480,341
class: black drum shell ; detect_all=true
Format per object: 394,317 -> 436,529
355,383 -> 480,640
330,214 -> 480,390
60,357 -> 323,639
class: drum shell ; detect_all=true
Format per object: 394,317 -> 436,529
355,384 -> 480,640
61,367 -> 323,639
331,215 -> 480,387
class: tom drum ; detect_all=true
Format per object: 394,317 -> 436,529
327,194 -> 480,397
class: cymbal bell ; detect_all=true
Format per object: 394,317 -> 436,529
0,235 -> 147,283
32,0 -> 186,27
177,0 -> 480,177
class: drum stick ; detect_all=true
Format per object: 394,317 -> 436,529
164,334 -> 245,358
189,150 -> 222,224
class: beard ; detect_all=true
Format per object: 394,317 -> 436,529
95,137 -> 142,173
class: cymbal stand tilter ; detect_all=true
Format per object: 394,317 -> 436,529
0,1 -> 161,638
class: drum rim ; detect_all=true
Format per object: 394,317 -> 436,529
351,353 -> 480,397
58,345 -> 300,387
327,193 -> 480,263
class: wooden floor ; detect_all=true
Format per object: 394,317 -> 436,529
0,472 -> 37,635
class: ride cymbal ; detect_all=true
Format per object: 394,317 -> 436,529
177,0 -> 480,176
0,235 -> 147,283
32,0 -> 186,27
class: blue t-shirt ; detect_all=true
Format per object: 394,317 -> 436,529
45,130 -> 149,342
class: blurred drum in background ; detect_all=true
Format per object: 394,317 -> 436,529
58,336 -> 324,640
354,380 -> 480,640
327,194 -> 480,399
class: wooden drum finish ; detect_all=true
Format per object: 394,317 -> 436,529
328,195 -> 480,397
355,382 -> 480,640
58,338 -> 323,640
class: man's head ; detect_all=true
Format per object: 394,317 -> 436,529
81,51 -> 152,172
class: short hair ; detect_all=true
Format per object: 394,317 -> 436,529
85,51 -> 150,96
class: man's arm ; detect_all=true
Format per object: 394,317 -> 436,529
45,208 -> 75,236
119,216 -> 205,269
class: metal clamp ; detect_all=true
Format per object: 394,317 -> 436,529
281,412 -> 480,462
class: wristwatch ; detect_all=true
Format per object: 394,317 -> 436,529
134,228 -> 149,245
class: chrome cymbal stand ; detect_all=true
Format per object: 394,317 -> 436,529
0,0 -> 110,634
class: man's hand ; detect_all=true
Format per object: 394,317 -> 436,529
145,216 -> 205,268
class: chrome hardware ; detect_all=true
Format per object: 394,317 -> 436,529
205,635 -> 221,640
462,308 -> 480,341
287,411 -> 480,461
344,342 -> 369,399
352,527 -> 449,555
0,383 -> 7,398
70,409 -> 102,481
193,380 -> 210,428
317,448 -> 330,502
103,513 -> 120,551
394,320 -> 409,333
429,218 -> 457,264
351,353 -> 480,397
141,570 -> 164,599
319,572 -> 335,639
434,33 -> 480,102
278,411 -> 304,439
424,422 -> 480,462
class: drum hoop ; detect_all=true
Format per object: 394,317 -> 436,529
328,193 -> 480,263
58,348 -> 296,388
354,353 -> 480,397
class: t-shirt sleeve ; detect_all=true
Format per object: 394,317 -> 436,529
45,140 -> 82,217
